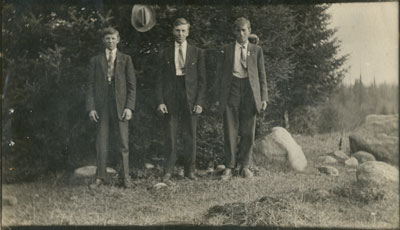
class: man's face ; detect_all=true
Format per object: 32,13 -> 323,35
103,33 -> 120,50
234,24 -> 251,45
173,24 -> 189,44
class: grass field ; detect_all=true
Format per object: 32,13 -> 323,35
2,132 -> 399,228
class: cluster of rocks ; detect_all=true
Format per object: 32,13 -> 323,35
317,150 -> 378,176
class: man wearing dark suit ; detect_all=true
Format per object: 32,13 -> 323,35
156,18 -> 206,181
86,27 -> 136,188
215,18 -> 268,180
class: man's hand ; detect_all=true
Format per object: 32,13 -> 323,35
261,101 -> 268,111
89,110 -> 99,122
193,105 -> 203,114
157,104 -> 168,114
122,108 -> 133,121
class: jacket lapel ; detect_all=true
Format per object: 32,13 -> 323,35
185,44 -> 193,69
247,43 -> 256,72
101,52 -> 108,79
228,43 -> 235,72
115,51 -> 122,79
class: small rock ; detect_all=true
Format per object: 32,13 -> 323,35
74,165 -> 116,177
345,157 -> 359,167
318,166 -> 339,176
318,156 -> 337,164
3,196 -> 18,206
144,163 -> 154,169
330,150 -> 349,161
206,167 -> 214,173
304,189 -> 331,202
216,165 -> 225,172
352,151 -> 376,163
153,182 -> 168,189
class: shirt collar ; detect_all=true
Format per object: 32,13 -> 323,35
175,41 -> 187,49
105,48 -> 117,55
235,41 -> 248,49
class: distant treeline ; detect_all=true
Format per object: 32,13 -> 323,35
309,79 -> 398,134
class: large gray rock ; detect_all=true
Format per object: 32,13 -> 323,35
352,151 -> 376,163
356,161 -> 399,187
252,127 -> 307,172
349,114 -> 398,165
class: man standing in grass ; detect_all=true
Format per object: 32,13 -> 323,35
86,27 -> 136,189
215,17 -> 268,180
156,18 -> 207,182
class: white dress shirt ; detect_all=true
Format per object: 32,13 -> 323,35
232,41 -> 248,78
106,48 -> 117,63
174,41 -> 187,76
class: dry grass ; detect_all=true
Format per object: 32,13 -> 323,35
2,132 -> 399,228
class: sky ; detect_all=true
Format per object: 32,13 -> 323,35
327,2 -> 398,85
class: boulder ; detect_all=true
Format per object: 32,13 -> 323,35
74,165 -> 117,177
344,157 -> 359,167
252,127 -> 307,172
356,161 -> 398,188
318,166 -> 339,176
352,151 -> 376,163
318,156 -> 337,164
349,114 -> 398,165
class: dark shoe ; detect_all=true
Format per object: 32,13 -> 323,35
185,172 -> 198,181
242,168 -> 253,179
123,177 -> 134,189
220,168 -> 232,181
89,179 -> 104,189
162,173 -> 171,182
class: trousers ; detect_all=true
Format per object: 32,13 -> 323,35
223,77 -> 256,169
96,83 -> 130,179
164,76 -> 198,174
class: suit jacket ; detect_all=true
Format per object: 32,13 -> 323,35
156,43 -> 207,114
216,42 -> 268,114
86,51 -> 136,120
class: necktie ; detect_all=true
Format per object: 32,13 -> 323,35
107,50 -> 114,84
240,45 -> 247,69
177,45 -> 185,75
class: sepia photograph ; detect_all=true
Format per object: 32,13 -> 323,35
1,0 -> 398,229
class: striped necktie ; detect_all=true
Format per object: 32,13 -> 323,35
240,45 -> 247,69
177,45 -> 185,75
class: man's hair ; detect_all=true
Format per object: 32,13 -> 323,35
102,27 -> 120,38
234,17 -> 251,30
173,18 -> 190,29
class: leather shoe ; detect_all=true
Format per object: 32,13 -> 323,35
185,172 -> 198,181
242,168 -> 253,178
220,168 -> 232,181
162,173 -> 171,182
89,178 -> 103,189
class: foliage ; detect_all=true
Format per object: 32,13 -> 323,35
2,2 -> 348,180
